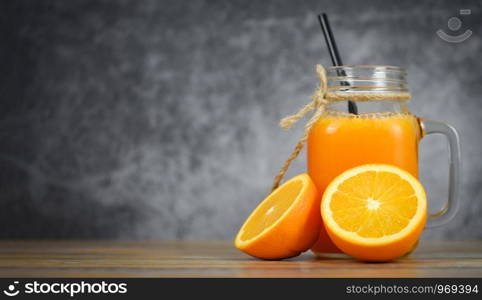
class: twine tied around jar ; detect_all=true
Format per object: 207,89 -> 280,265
271,64 -> 412,191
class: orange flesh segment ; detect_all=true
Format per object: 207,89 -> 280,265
330,170 -> 418,238
239,180 -> 302,241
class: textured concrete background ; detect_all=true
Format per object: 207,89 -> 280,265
0,0 -> 481,240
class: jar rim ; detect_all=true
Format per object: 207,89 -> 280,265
327,65 -> 406,71
325,65 -> 410,96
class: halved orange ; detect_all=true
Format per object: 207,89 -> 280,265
235,174 -> 321,260
321,164 -> 427,262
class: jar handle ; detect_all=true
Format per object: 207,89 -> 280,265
419,119 -> 461,227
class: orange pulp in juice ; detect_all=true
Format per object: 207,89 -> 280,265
307,112 -> 422,254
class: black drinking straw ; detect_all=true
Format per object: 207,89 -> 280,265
318,13 -> 358,114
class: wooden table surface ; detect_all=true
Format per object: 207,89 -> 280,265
0,241 -> 481,277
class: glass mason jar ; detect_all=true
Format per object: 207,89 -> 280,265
309,65 -> 461,254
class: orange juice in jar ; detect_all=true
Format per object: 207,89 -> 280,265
308,66 -> 461,254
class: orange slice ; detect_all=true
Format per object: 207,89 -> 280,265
235,174 -> 321,260
321,164 -> 427,262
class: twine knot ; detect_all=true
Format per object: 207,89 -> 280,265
271,64 -> 329,191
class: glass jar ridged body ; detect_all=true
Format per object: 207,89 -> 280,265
308,66 -> 460,254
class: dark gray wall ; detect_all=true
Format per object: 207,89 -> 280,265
0,0 -> 481,240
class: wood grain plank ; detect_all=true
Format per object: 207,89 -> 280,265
0,241 -> 480,277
